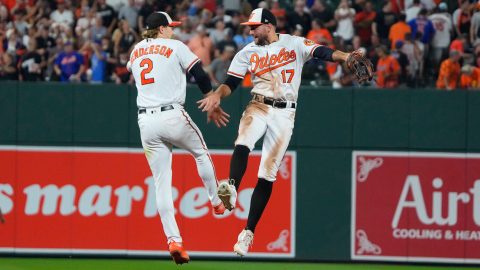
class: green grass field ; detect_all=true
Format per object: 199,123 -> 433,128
1,258 -> 480,270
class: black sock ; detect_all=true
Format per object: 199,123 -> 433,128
246,178 -> 273,233
229,145 -> 250,190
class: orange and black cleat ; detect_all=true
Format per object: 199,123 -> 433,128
213,202 -> 226,215
168,241 -> 190,265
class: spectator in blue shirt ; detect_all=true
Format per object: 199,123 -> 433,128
54,42 -> 85,82
233,25 -> 254,50
408,9 -> 435,44
90,40 -> 107,83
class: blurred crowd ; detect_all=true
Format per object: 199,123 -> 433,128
0,0 -> 480,90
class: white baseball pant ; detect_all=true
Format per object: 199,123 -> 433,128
138,104 -> 221,244
235,101 -> 295,181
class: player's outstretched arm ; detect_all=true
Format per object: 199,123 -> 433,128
197,84 -> 232,112
313,46 -> 373,83
189,61 -> 214,95
312,45 -> 350,63
207,106 -> 230,128
332,50 -> 350,62
312,46 -> 373,83
198,74 -> 242,112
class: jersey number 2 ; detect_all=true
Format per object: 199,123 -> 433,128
281,69 -> 294,83
140,58 -> 154,85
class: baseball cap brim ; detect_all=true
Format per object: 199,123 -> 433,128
240,22 -> 263,26
169,21 -> 182,27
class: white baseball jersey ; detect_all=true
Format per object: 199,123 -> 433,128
227,34 -> 320,102
229,34 -> 322,181
130,37 -> 223,244
429,13 -> 453,48
335,8 -> 356,41
128,38 -> 200,108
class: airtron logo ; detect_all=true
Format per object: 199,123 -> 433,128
392,175 -> 480,228
352,151 -> 480,263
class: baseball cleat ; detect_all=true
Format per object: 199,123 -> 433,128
213,201 -> 226,215
217,180 -> 237,211
168,241 -> 190,265
234,229 -> 254,256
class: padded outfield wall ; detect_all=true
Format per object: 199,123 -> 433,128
0,82 -> 480,263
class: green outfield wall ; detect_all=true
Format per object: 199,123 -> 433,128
1,82 -> 479,261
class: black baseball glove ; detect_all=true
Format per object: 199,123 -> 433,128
345,49 -> 374,83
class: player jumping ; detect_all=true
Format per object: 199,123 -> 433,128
198,8 -> 373,256
127,11 -> 229,264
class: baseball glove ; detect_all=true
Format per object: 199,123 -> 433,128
345,49 -> 374,83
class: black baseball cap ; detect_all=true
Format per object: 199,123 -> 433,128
145,12 -> 182,29
241,8 -> 277,27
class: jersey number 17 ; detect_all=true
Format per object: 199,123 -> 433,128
281,69 -> 294,83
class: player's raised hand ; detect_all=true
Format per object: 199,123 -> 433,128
197,91 -> 221,112
207,106 -> 230,128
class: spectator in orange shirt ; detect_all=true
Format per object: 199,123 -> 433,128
460,64 -> 480,89
389,13 -> 411,49
449,34 -> 467,54
271,0 -> 286,19
376,45 -> 401,88
436,50 -> 461,90
306,19 -> 333,46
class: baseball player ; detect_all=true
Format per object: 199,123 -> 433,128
198,8 -> 372,256
127,11 -> 230,264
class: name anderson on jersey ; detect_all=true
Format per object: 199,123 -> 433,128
130,45 -> 174,63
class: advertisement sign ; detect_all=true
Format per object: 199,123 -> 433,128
0,146 -> 295,258
352,151 -> 480,263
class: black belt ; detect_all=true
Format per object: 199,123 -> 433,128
138,105 -> 174,114
253,94 -> 296,109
